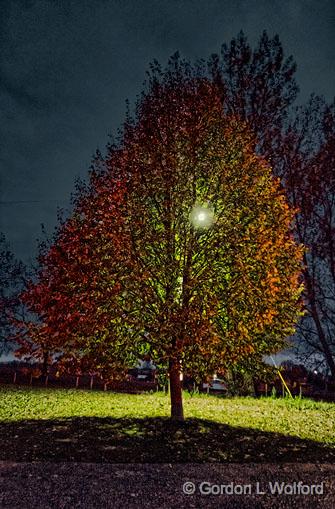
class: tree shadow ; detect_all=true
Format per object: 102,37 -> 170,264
1,417 -> 334,463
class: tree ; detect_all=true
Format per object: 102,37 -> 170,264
208,30 -> 298,166
19,61 -> 303,420
15,174 -> 132,379
281,97 -> 335,376
0,233 -> 27,354
209,31 -> 335,377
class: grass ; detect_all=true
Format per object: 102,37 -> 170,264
1,385 -> 334,462
1,386 -> 334,443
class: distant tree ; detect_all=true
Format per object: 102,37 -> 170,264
208,30 -> 298,166
282,98 -> 335,377
19,62 -> 303,420
0,233 -> 27,353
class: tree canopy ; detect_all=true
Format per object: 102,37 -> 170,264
18,62 -> 303,419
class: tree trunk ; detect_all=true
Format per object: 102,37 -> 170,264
304,261 -> 335,378
42,348 -> 49,377
310,301 -> 335,379
168,358 -> 184,421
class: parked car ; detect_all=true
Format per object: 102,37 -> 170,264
202,378 -> 228,393
127,367 -> 156,382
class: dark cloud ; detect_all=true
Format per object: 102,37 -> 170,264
1,0 -> 334,264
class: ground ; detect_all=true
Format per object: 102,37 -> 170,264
0,386 -> 334,507
1,462 -> 334,508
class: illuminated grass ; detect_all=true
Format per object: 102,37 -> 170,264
1,385 -> 334,445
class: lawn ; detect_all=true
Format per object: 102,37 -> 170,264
1,385 -> 334,462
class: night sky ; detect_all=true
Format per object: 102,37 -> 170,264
1,0 -> 335,265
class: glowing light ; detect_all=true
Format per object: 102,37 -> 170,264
190,205 -> 214,229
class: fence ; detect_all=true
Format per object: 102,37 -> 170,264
0,366 -> 158,393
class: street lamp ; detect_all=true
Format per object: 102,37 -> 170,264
189,204 -> 214,229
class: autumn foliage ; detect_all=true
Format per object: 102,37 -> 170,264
17,65 -> 303,419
